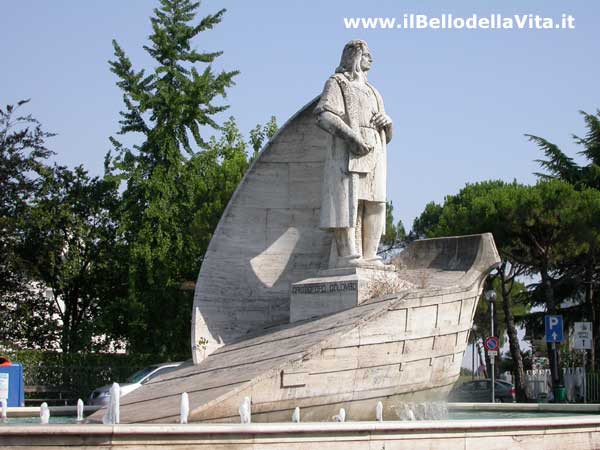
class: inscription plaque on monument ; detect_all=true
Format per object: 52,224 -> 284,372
291,281 -> 358,295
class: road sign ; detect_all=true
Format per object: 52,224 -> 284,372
484,336 -> 499,351
487,350 -> 498,357
545,315 -> 563,343
574,322 -> 593,350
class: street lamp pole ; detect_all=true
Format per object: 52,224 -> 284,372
485,290 -> 497,403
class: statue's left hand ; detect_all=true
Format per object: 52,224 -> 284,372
371,112 -> 392,130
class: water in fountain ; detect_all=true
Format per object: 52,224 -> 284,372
239,396 -> 251,423
40,402 -> 50,424
180,392 -> 189,424
76,399 -> 84,422
394,403 -> 415,421
1,398 -> 7,421
292,407 -> 300,423
102,383 -> 120,424
415,402 -> 428,420
376,401 -> 383,421
393,402 -> 448,421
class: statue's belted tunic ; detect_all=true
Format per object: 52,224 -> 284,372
315,73 -> 388,229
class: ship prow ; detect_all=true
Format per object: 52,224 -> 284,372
91,233 -> 500,424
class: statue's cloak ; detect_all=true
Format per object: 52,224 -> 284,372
314,74 -> 388,229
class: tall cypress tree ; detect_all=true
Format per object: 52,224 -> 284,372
108,0 -> 239,356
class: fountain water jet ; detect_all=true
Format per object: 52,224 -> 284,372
239,396 -> 251,424
102,383 -> 120,424
40,402 -> 50,424
180,392 -> 189,424
394,402 -> 448,421
292,407 -> 300,423
376,401 -> 383,421
76,399 -> 84,422
333,408 -> 346,422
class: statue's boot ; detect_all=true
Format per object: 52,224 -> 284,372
334,228 -> 361,268
336,254 -> 363,268
364,256 -> 384,267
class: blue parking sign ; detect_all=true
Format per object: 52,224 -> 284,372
545,315 -> 563,343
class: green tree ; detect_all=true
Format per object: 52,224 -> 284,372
185,117 -> 264,271
107,1 -> 280,356
413,180 -> 600,398
411,201 -> 443,240
0,100 -> 58,349
381,200 -> 407,249
529,110 -> 600,190
249,116 -> 278,159
18,165 -> 126,352
528,110 -> 600,368
413,181 -> 530,400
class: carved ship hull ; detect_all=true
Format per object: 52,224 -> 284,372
94,233 -> 499,423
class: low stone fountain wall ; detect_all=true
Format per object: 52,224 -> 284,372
4,403 -> 600,449
2,416 -> 600,449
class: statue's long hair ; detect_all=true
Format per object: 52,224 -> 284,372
335,40 -> 369,81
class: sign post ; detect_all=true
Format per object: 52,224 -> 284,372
574,322 -> 593,403
484,336 -> 500,403
545,315 -> 564,401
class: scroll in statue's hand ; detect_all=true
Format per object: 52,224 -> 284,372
371,112 -> 392,130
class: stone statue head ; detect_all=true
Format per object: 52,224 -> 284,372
335,40 -> 371,80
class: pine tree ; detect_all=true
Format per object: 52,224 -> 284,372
528,110 -> 600,369
529,110 -> 600,189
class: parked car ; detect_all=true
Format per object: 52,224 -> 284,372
448,379 -> 516,403
88,362 -> 183,406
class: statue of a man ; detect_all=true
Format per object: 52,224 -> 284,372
315,40 -> 393,268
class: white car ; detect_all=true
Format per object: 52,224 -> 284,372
88,362 -> 183,406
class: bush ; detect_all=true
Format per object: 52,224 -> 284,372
2,350 -> 189,402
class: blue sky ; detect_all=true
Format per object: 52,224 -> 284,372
2,0 -> 599,230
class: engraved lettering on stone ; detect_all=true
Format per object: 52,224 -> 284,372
292,282 -> 358,295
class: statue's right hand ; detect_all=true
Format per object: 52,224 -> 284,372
351,140 -> 373,156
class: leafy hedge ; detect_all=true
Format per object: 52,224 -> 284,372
2,350 -> 189,402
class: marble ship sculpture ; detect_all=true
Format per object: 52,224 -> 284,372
92,40 -> 500,424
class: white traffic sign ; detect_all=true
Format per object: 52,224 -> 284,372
0,373 -> 8,400
574,322 -> 593,350
487,350 -> 498,357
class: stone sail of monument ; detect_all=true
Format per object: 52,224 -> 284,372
191,96 -> 334,362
